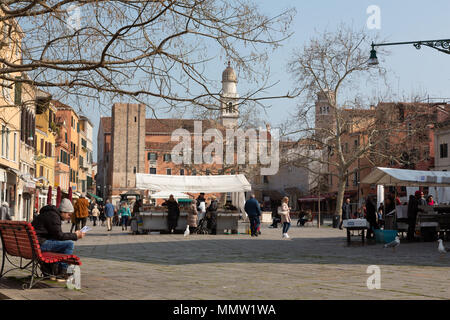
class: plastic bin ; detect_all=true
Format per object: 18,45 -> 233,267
375,229 -> 398,244
332,215 -> 340,228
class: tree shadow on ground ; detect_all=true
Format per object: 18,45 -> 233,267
71,233 -> 450,268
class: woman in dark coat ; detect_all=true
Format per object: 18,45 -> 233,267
206,195 -> 218,235
163,195 -> 180,233
365,196 -> 378,239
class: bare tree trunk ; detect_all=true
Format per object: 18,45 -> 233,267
335,174 -> 347,219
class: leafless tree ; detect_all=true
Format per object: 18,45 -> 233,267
0,0 -> 295,116
283,25 -> 435,218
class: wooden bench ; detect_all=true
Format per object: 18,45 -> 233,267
0,220 -> 81,289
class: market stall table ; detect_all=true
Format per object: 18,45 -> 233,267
343,219 -> 370,244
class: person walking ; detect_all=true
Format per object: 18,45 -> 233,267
92,204 -> 100,226
244,194 -> 261,237
163,195 -> 180,233
279,196 -> 291,239
105,199 -> 115,231
196,193 -> 206,221
206,195 -> 218,235
99,204 -> 106,226
74,194 -> 89,231
187,198 -> 198,234
339,198 -> 352,230
365,196 -> 378,239
119,202 -> 131,231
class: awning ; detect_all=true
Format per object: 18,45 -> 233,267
361,167 -> 450,187
87,192 -> 103,202
150,191 -> 190,199
136,173 -> 252,193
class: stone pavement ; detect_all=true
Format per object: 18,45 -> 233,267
0,221 -> 449,300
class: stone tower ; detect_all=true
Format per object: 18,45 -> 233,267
315,89 -> 336,139
220,62 -> 239,129
110,103 -> 146,195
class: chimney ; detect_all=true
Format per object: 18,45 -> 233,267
265,123 -> 271,132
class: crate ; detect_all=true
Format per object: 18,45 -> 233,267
375,229 -> 398,244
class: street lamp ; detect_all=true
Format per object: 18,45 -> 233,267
369,39 -> 450,66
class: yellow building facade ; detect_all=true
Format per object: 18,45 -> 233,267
0,18 -> 24,219
35,97 -> 57,210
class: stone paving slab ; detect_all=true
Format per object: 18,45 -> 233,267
0,222 -> 449,300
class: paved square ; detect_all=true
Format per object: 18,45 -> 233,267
0,222 -> 449,300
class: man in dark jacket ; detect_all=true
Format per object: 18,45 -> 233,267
365,196 -> 378,239
245,194 -> 261,237
339,198 -> 352,230
32,198 -> 84,278
206,195 -> 218,235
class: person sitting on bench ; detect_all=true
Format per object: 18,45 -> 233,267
32,198 -> 85,281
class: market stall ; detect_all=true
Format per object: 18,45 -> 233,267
135,173 -> 251,234
361,167 -> 450,241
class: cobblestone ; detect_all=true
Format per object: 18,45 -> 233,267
0,222 -> 449,300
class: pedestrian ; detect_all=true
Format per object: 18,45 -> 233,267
105,199 -> 115,231
279,196 -> 291,239
365,196 -> 378,239
74,194 -> 89,231
377,202 -> 384,228
187,198 -> 198,234
99,204 -> 106,226
206,195 -> 218,235
163,195 -> 180,233
244,194 -> 261,237
196,193 -> 206,221
31,198 -> 85,281
119,202 -> 131,231
407,192 -> 423,241
0,202 -> 11,220
92,204 -> 99,226
427,195 -> 435,206
339,198 -> 352,230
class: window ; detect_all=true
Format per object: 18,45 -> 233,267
149,167 -> 156,174
40,165 -> 43,177
192,169 -> 197,176
13,132 -> 16,161
133,167 -> 136,174
440,143 -> 448,159
353,171 -> 359,186
163,154 -> 171,162
65,132 -> 68,143
148,152 -> 157,161
180,169 -> 184,175
166,168 -> 171,175
81,138 -> 87,148
227,102 -> 233,113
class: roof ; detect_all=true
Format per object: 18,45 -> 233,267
361,167 -> 450,187
136,173 -> 251,193
145,118 -> 224,134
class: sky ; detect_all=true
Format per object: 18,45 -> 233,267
89,0 -> 450,161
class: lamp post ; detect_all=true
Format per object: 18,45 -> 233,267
369,39 -> 450,66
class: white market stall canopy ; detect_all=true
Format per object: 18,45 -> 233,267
361,167 -> 450,187
150,191 -> 190,199
136,173 -> 252,193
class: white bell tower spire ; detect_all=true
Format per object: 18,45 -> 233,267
220,61 -> 239,128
